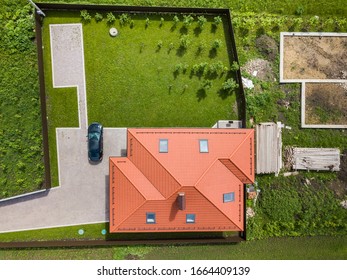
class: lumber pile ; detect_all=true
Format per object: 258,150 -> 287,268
286,147 -> 340,171
256,122 -> 282,174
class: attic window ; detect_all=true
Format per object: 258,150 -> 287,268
186,214 -> 196,224
146,212 -> 156,224
159,139 -> 168,153
223,192 -> 235,203
199,139 -> 209,153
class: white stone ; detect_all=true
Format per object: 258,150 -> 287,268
242,77 -> 254,89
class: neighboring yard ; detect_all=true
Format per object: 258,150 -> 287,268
305,83 -> 347,125
282,35 -> 347,80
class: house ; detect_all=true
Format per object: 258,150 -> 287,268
109,128 -> 254,233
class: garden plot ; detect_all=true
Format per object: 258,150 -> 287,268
280,33 -> 347,82
280,32 -> 347,128
304,83 -> 347,125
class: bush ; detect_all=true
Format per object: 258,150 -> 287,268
80,10 -> 91,22
106,12 -> 116,24
202,79 -> 213,89
183,14 -> 194,27
179,35 -> 191,49
160,17 -> 164,27
173,15 -> 180,26
230,61 -> 240,71
119,13 -> 131,26
197,15 -> 207,28
213,16 -> 222,26
157,40 -> 163,49
145,18 -> 150,27
222,78 -> 239,91
212,39 -> 222,49
95,13 -> 103,22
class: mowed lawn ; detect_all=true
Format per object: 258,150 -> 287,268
83,12 -> 238,127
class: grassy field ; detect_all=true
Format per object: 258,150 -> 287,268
1,235 -> 346,260
0,2 -> 45,199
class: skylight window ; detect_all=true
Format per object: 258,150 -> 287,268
146,213 -> 156,224
159,139 -> 168,153
199,139 -> 209,153
186,214 -> 196,224
223,192 -> 235,203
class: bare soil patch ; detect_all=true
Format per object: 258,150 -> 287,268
242,58 -> 274,81
283,36 -> 347,80
305,83 -> 347,125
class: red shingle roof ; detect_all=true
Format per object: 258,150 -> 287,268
109,128 -> 254,233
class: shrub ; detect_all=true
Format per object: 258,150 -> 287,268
213,16 -> 222,26
157,40 -> 163,49
168,42 -> 174,51
119,13 -> 131,26
222,78 -> 239,91
197,15 -> 207,28
183,14 -> 194,27
295,5 -> 305,16
173,15 -> 180,26
212,39 -> 222,49
174,63 -> 183,73
95,12 -> 103,22
197,41 -> 206,54
202,79 -> 213,89
182,64 -> 189,73
106,12 -> 116,24
80,10 -> 91,22
230,61 -> 240,71
145,18 -> 150,27
180,35 -> 191,49
160,17 -> 164,27
130,20 -> 134,28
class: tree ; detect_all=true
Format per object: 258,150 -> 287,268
80,10 -> 91,22
183,14 -> 194,27
212,39 -> 222,49
197,15 -> 207,28
180,35 -> 191,49
213,16 -> 222,26
106,12 -> 116,24
222,78 -> 239,91
173,15 -> 180,26
95,13 -> 103,22
230,61 -> 240,71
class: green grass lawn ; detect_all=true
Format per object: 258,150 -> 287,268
42,10 -> 239,185
1,235 -> 346,260
83,12 -> 238,127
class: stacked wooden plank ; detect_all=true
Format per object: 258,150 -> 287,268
288,147 -> 340,171
256,122 -> 282,174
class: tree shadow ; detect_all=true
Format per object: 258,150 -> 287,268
194,26 -> 202,37
196,88 -> 207,102
209,48 -> 217,59
217,88 -> 233,100
180,26 -> 188,35
176,46 -> 187,57
256,27 -> 265,37
211,24 -> 217,33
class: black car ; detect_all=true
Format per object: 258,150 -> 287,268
88,122 -> 103,162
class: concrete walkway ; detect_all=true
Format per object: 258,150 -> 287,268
0,24 -> 126,233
